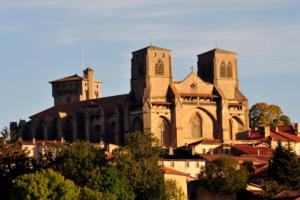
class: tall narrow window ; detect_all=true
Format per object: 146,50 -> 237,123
155,59 -> 164,75
190,113 -> 202,137
159,118 -> 171,146
220,61 -> 226,77
227,62 -> 233,78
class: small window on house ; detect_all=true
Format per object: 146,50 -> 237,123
196,162 -> 200,168
170,161 -> 174,167
202,149 -> 206,154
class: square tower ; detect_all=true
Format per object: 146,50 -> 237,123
130,45 -> 173,101
197,48 -> 238,99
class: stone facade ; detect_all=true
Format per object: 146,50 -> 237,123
15,45 -> 249,147
50,67 -> 102,105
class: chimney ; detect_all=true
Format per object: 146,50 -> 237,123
261,126 -> 270,138
275,126 -> 278,132
60,137 -> 64,143
254,127 -> 258,131
191,145 -> 195,155
257,149 -> 260,156
296,123 -> 300,136
18,137 -> 22,142
169,146 -> 174,155
32,138 -> 36,144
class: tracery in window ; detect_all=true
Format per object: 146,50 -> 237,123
155,59 -> 164,75
227,62 -> 233,78
190,113 -> 202,137
220,61 -> 226,77
159,118 -> 171,146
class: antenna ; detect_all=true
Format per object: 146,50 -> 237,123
81,40 -> 85,68
214,41 -> 218,48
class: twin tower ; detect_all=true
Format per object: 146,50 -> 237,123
129,45 -> 249,146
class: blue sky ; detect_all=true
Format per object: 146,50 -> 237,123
0,0 -> 300,129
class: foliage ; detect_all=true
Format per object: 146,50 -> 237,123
249,103 -> 291,128
260,179 -> 283,198
268,141 -> 300,189
10,168 -> 80,200
113,131 -> 166,200
46,140 -> 108,187
86,167 -> 135,200
164,179 -> 186,200
198,156 -> 249,194
80,187 -> 116,200
0,127 -> 36,199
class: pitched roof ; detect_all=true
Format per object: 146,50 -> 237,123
162,166 -> 189,176
161,148 -> 204,160
272,189 -> 300,199
132,45 -> 171,53
30,94 -> 128,119
187,139 -> 222,146
197,48 -> 237,56
250,126 -> 300,143
49,74 -> 84,83
231,144 -> 273,156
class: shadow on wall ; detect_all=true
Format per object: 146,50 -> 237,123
236,131 -> 250,140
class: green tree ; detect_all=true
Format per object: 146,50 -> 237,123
10,168 -> 80,200
269,141 -> 300,189
113,132 -> 166,200
46,140 -> 108,187
249,103 -> 291,128
86,167 -> 135,200
198,156 -> 249,194
0,127 -> 36,199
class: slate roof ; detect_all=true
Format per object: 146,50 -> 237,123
161,148 -> 204,160
30,94 -> 128,119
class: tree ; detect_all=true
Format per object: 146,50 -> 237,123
0,127 -> 36,199
86,167 -> 135,200
10,168 -> 80,200
113,132 -> 167,200
45,140 -> 108,187
268,141 -> 300,189
249,103 -> 291,128
198,156 -> 249,194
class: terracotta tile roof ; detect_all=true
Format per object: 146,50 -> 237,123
198,154 -> 270,164
179,93 -> 218,98
272,189 -> 300,199
232,144 -> 273,156
20,140 -> 66,146
162,166 -> 189,176
49,74 -> 84,83
30,94 -> 128,119
250,126 -> 300,143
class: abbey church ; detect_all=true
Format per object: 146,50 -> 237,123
17,45 -> 249,147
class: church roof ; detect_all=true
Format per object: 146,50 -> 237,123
83,67 -> 94,72
49,74 -> 84,83
132,45 -> 171,53
197,48 -> 237,56
30,94 -> 128,119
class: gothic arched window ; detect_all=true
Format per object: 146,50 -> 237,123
220,61 -> 226,78
190,113 -> 202,137
159,118 -> 171,146
155,59 -> 164,75
227,62 -> 233,78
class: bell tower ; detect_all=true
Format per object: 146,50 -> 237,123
130,45 -> 173,101
197,48 -> 238,99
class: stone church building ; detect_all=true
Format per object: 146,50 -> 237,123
16,45 -> 249,147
